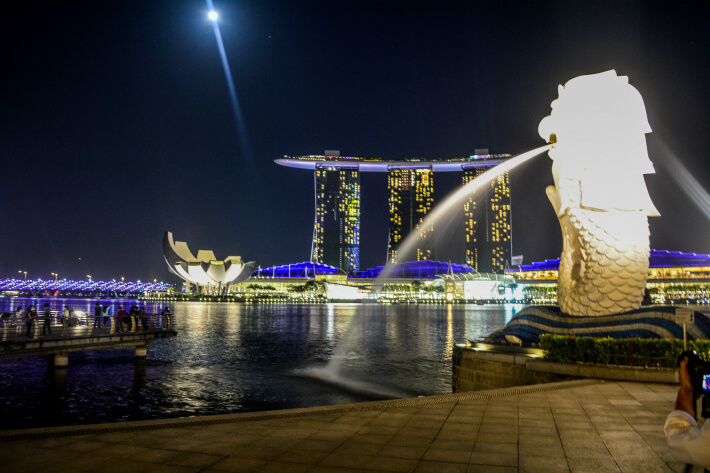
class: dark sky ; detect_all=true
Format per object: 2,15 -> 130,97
2,1 -> 709,283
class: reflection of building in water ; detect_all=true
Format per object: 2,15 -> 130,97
509,249 -> 710,304
388,168 -> 434,263
463,162 -> 511,274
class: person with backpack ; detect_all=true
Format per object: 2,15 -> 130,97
25,306 -> 37,338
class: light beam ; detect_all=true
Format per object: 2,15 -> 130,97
205,0 -> 253,165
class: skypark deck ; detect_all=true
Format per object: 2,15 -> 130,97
0,313 -> 177,366
275,153 -> 512,172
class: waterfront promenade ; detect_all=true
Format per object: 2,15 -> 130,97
0,379 -> 684,473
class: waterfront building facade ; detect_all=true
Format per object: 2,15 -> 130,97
508,249 -> 710,305
313,166 -> 361,273
463,167 -> 512,273
276,152 -> 512,272
387,168 -> 434,263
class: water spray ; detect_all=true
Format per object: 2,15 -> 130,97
374,144 -> 553,289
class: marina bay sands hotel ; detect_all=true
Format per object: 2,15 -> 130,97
275,150 -> 513,275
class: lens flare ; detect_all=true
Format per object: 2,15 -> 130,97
653,138 -> 710,220
208,10 -> 218,22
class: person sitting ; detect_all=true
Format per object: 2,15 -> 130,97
664,356 -> 710,469
67,307 -> 79,327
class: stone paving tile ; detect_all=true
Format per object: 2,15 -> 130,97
208,456 -> 268,472
76,459 -> 161,473
466,465 -> 518,473
469,451 -> 518,467
379,444 -> 429,460
254,436 -> 302,449
294,437 -> 343,452
429,438 -> 475,451
615,457 -> 675,473
415,460 -> 468,473
346,433 -> 394,446
258,461 -> 314,473
478,422 -> 518,435
475,432 -> 518,444
396,427 -> 441,439
422,447 -> 472,464
519,443 -> 564,457
360,425 -> 402,436
518,454 -> 569,473
273,448 -> 328,464
518,424 -> 558,437
362,455 -> 420,472
229,445 -> 286,461
319,451 -> 374,469
387,435 -> 436,448
566,456 -> 621,473
473,441 -> 518,455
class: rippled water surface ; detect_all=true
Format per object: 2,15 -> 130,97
0,299 -> 518,429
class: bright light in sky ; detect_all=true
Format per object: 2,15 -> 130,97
208,10 -> 218,22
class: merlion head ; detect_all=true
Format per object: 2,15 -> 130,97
538,70 -> 653,172
538,70 -> 658,216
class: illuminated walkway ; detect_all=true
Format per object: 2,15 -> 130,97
0,380 -> 681,473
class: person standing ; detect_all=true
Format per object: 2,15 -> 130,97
25,306 -> 37,338
42,303 -> 52,335
116,306 -> 126,333
60,305 -> 70,335
14,306 -> 23,335
93,304 -> 102,327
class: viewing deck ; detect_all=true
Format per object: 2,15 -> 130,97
0,313 -> 177,366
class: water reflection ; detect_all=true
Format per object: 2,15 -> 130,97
0,299 -> 514,429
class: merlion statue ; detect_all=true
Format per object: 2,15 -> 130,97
538,70 -> 659,316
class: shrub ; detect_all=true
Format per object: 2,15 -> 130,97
539,334 -> 709,367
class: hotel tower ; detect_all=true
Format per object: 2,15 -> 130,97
276,151 -> 513,274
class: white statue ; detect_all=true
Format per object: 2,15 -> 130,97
538,70 -> 659,316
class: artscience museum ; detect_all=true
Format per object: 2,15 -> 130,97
163,231 -> 256,293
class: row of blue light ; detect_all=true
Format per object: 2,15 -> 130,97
352,260 -> 474,279
512,249 -> 710,273
252,261 -> 341,278
0,278 -> 173,292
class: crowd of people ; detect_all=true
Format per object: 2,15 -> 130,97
1,304 -> 171,337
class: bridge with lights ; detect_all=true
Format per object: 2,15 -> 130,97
0,278 -> 173,296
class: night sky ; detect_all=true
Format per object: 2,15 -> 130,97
2,1 -> 709,283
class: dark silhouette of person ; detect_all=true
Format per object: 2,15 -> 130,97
42,303 -> 52,335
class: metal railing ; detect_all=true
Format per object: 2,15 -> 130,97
0,312 -> 173,342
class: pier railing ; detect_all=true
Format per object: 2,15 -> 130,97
0,311 -> 173,343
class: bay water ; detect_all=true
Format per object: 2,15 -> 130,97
0,299 -> 518,429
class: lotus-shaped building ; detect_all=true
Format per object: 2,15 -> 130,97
163,231 -> 256,291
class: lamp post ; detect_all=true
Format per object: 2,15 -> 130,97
18,270 -> 27,280
51,272 -> 58,281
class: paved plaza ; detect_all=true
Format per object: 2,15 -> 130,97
0,379 -> 687,473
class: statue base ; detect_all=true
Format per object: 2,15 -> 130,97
487,305 -> 710,346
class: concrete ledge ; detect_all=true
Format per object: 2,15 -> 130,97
453,344 -> 680,393
526,359 -> 679,383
